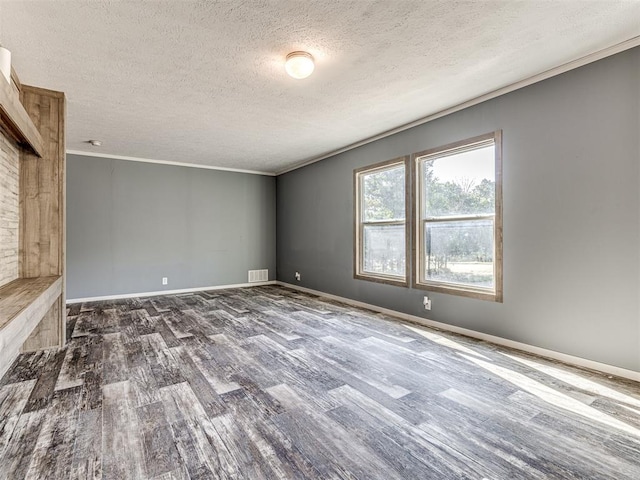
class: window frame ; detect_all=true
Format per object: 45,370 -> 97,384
354,156 -> 410,287
411,131 -> 503,302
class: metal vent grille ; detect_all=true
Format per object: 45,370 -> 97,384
248,269 -> 268,283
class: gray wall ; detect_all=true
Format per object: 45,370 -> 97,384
67,155 -> 276,299
277,48 -> 640,372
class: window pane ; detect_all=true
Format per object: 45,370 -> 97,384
423,219 -> 494,288
421,145 -> 495,217
362,165 -> 405,221
363,224 -> 405,277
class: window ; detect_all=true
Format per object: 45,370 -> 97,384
412,131 -> 503,301
354,156 -> 409,286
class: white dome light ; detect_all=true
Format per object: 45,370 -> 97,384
285,51 -> 315,79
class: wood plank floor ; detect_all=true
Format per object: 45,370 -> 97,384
1,285 -> 639,479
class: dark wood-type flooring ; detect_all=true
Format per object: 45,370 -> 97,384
1,285 -> 639,479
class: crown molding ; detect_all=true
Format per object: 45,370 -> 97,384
66,150 -> 275,176
276,36 -> 640,175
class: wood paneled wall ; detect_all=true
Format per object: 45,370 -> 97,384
0,134 -> 19,288
19,86 -> 65,278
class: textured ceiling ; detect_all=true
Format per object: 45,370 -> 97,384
1,1 -> 639,174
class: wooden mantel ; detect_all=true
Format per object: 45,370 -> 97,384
0,73 -> 44,157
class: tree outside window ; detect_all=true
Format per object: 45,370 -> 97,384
354,157 -> 409,286
413,131 -> 503,302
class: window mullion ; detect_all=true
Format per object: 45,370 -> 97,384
362,220 -> 405,227
422,213 -> 495,223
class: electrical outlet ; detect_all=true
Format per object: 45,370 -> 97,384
162,277 -> 168,285
295,272 -> 301,281
423,296 -> 431,310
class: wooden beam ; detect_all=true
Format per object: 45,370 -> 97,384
0,76 -> 44,157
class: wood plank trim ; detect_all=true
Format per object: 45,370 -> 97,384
0,77 -> 44,157
19,86 -> 65,278
21,295 -> 62,352
10,66 -> 21,92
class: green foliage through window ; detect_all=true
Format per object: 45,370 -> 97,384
356,160 -> 407,283
363,165 -> 405,221
418,140 -> 497,292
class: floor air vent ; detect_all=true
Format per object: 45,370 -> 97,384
248,269 -> 268,283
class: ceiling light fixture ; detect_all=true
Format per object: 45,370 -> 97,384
285,51 -> 314,79
0,45 -> 11,84
88,140 -> 102,146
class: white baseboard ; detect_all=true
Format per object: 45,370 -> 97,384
66,281 -> 276,304
276,281 -> 640,382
